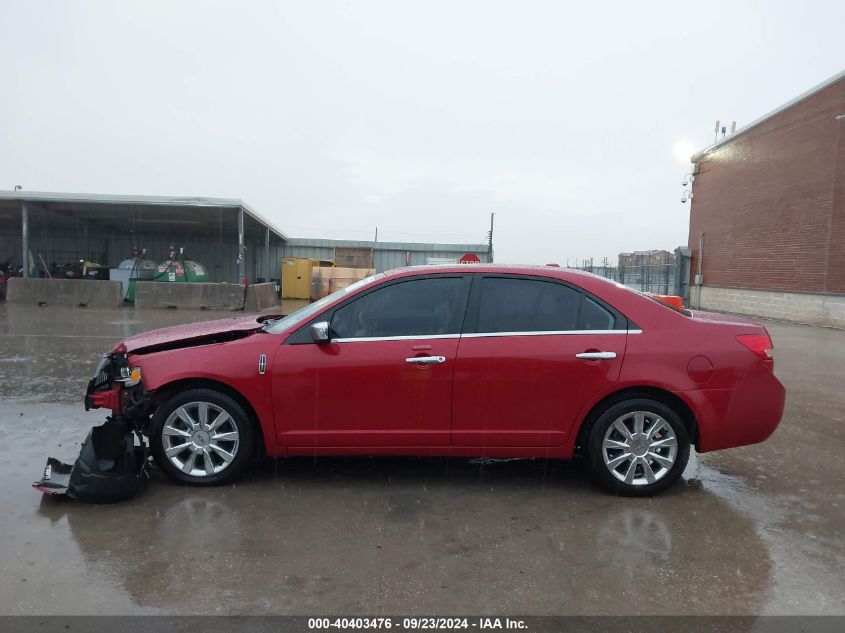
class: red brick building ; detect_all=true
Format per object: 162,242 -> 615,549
687,70 -> 845,327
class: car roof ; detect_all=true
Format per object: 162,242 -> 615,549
378,264 -> 651,316
382,263 -> 606,283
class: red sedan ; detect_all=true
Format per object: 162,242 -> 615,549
86,265 -> 785,496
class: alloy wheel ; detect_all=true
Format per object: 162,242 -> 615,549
161,401 -> 240,477
601,411 -> 678,486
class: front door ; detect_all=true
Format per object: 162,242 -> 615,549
272,275 -> 472,448
451,275 -> 626,447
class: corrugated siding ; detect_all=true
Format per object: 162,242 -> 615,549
280,244 -> 335,261
281,238 -> 489,273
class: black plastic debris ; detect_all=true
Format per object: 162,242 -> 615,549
34,457 -> 73,495
34,417 -> 149,503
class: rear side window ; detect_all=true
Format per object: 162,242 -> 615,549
474,277 -> 623,333
581,296 -> 615,330
476,278 -> 580,332
331,277 -> 468,338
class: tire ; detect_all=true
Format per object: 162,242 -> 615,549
588,398 -> 690,497
150,388 -> 254,485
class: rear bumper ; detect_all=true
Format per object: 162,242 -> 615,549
688,367 -> 786,453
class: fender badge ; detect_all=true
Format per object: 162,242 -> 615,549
258,353 -> 267,375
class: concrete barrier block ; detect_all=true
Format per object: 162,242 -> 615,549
244,283 -> 280,313
6,277 -> 123,307
134,282 -> 245,310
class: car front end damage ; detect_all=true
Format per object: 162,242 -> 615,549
33,315 -> 277,502
33,348 -> 152,503
85,347 -> 149,419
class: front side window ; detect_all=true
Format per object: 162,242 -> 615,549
331,277 -> 468,339
474,277 -> 621,333
265,273 -> 384,334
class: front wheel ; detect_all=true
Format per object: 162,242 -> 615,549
150,388 -> 254,485
588,398 -> 690,496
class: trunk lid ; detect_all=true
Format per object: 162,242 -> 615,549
688,309 -> 766,327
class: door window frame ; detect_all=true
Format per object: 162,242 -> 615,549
285,273 -> 474,344
461,273 -> 630,337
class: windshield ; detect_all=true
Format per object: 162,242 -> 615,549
264,273 -> 385,334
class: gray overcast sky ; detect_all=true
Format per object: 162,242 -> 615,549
2,1 -> 844,264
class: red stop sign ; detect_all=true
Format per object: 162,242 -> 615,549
459,253 -> 481,264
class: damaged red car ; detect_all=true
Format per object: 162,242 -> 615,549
84,265 -> 786,496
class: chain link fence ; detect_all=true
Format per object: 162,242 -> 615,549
568,249 -> 691,302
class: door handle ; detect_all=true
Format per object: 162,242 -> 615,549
575,351 -> 617,360
405,356 -> 446,365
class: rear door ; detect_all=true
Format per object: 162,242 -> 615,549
451,275 -> 627,447
272,274 -> 471,448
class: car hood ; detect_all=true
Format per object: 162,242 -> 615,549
116,314 -> 277,355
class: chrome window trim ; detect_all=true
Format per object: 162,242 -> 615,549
332,329 -> 641,343
332,333 -> 461,343
461,330 -> 630,339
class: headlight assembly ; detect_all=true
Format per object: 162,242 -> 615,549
119,366 -> 142,387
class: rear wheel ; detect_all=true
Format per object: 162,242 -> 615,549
588,398 -> 690,496
150,388 -> 254,485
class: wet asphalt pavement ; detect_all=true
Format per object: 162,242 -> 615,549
0,303 -> 843,616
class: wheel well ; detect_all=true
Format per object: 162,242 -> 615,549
573,386 -> 698,455
150,378 -> 266,457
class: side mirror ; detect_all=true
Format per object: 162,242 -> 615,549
310,321 -> 331,344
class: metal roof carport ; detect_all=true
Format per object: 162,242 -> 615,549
0,190 -> 491,289
0,191 -> 289,284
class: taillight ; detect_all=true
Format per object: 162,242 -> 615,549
736,333 -> 774,366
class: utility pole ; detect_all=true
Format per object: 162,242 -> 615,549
375,226 -> 378,242
488,212 -> 495,263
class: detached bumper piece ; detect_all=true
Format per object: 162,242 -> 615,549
34,417 -> 150,503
